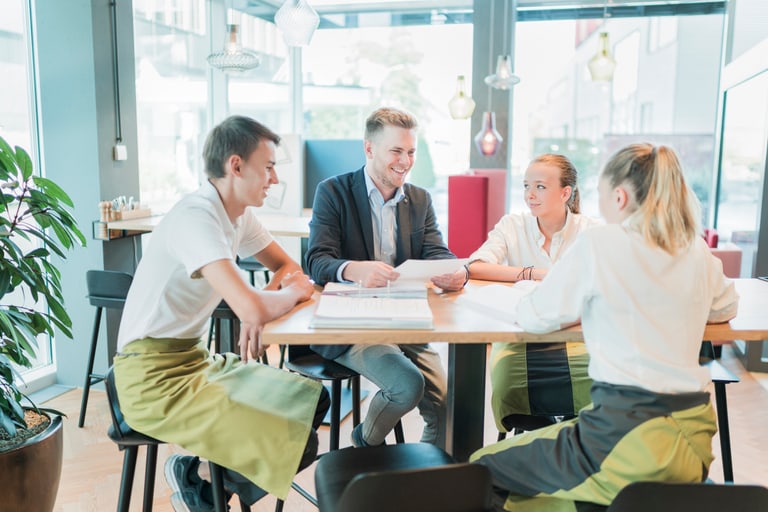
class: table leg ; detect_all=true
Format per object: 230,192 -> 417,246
447,343 -> 487,462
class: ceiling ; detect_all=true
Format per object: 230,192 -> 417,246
239,0 -> 726,26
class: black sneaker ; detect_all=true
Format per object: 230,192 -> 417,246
165,454 -> 215,512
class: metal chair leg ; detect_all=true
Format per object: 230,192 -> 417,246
714,381 -> 734,482
209,463 -> 228,512
330,381 -> 342,450
394,420 -> 405,444
352,375 -> 361,426
117,446 -> 139,512
142,444 -> 158,512
79,307 -> 103,428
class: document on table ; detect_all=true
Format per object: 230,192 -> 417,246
394,258 -> 470,281
322,281 -> 427,299
310,294 -> 434,329
456,281 -> 538,324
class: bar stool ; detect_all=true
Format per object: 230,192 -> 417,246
236,256 -> 270,287
104,367 -> 251,512
283,345 -> 405,451
207,258 -> 270,357
78,270 -> 133,428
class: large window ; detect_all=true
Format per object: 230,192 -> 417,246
301,22 -> 475,228
130,2 -> 725,232
714,70 -> 768,277
133,0 -> 209,214
0,0 -> 52,375
511,14 -> 724,222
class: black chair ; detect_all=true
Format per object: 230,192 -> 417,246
207,258 -> 269,357
104,367 -> 250,512
236,256 -> 271,287
283,344 -> 404,450
208,300 -> 241,355
607,481 -> 768,511
494,342 -> 588,441
78,270 -> 133,428
497,414 -> 561,441
314,443 -> 492,512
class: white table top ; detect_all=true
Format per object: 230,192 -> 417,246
107,213 -> 311,238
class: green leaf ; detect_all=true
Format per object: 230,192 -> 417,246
32,176 -> 74,207
14,144 -> 33,181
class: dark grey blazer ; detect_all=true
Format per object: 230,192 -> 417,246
305,167 -> 455,359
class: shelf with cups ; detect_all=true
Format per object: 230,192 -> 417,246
92,202 -> 155,241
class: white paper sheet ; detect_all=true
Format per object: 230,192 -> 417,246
456,281 -> 538,324
394,258 -> 470,281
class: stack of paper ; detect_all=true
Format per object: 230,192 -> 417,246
310,294 -> 434,329
456,281 -> 538,324
309,258 -> 468,330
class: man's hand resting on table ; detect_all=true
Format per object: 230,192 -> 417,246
342,261 -> 400,288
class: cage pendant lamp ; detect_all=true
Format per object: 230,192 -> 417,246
275,0 -> 320,47
448,75 -> 476,119
207,24 -> 260,73
588,32 -> 617,82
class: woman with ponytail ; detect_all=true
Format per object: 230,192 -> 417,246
471,143 -> 739,511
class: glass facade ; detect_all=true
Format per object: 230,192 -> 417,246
0,0 -> 52,374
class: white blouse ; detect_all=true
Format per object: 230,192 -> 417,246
469,210 -> 601,269
516,223 -> 739,393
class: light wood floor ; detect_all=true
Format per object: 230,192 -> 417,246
50,344 -> 768,512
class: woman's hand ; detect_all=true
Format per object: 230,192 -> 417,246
431,267 -> 468,292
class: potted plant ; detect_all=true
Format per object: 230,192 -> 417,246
0,134 -> 85,511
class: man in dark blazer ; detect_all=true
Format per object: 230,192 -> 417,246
305,107 -> 467,449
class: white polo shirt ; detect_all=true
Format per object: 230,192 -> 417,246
117,181 -> 273,350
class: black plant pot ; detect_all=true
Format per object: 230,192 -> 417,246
0,414 -> 64,512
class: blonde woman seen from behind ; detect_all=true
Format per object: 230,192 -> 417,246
470,143 -> 738,511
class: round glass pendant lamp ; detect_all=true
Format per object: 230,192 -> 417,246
207,24 -> 260,73
484,55 -> 520,90
275,0 -> 320,47
448,75 -> 476,120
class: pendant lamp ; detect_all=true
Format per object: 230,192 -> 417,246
588,1 -> 616,82
588,32 -> 617,82
474,112 -> 503,156
207,23 -> 261,74
275,0 -> 320,47
483,0 -> 520,90
448,75 -> 476,120
474,0 -> 506,157
485,55 -> 520,90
